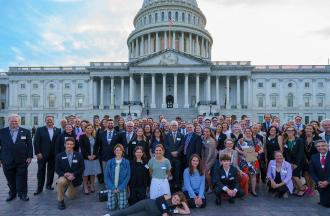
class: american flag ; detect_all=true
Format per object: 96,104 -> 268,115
168,17 -> 175,26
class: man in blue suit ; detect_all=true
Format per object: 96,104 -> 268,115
0,114 -> 33,202
309,140 -> 330,208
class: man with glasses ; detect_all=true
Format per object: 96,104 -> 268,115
320,119 -> 330,145
309,140 -> 330,208
0,114 -> 33,202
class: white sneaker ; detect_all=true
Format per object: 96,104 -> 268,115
103,214 -> 111,216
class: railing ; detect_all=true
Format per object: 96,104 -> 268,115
212,61 -> 251,66
123,101 -> 143,106
197,101 -> 217,106
254,65 -> 330,70
90,62 -> 128,67
9,66 -> 87,72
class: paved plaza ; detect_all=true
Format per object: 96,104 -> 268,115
0,159 -> 329,216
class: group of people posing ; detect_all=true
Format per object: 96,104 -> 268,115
0,113 -> 329,216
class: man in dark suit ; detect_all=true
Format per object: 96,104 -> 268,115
0,114 -> 33,202
55,137 -> 84,210
309,140 -> 330,208
33,115 -> 61,195
262,114 -> 272,132
164,120 -> 184,191
97,119 -> 119,170
113,121 -> 136,156
182,123 -> 202,169
213,154 -> 245,205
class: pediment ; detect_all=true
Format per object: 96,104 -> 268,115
131,49 -> 210,67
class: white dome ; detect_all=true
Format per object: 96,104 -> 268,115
143,0 -> 198,7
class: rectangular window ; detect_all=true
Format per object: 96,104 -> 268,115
271,96 -> 277,107
258,116 -> 264,123
258,82 -> 263,88
21,116 -> 26,125
271,83 -> 276,88
257,96 -> 264,108
318,115 -> 324,122
304,96 -> 311,107
318,82 -> 324,88
65,98 -> 71,108
155,13 -> 158,22
304,116 -> 310,124
32,97 -> 39,108
33,84 -> 38,89
21,84 -> 26,89
1,102 -> 5,109
78,83 -> 83,89
305,82 -> 310,88
317,96 -> 324,107
65,83 -> 70,89
77,98 -> 83,108
33,116 -> 38,126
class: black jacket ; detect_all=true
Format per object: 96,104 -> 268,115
55,151 -> 84,187
164,131 -> 184,160
283,138 -> 305,166
33,126 -> 60,159
212,163 -> 239,191
127,138 -> 150,161
97,129 -> 119,161
0,127 -> 33,165
79,134 -> 100,160
309,152 -> 330,183
55,131 -> 77,155
183,133 -> 202,162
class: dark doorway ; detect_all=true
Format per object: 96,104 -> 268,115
166,95 -> 174,108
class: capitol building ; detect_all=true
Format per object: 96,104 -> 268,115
1,0 -> 330,128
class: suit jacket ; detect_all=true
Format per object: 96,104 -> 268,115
262,121 -> 272,132
212,164 -> 239,191
97,129 -> 119,161
219,149 -> 240,172
55,151 -> 84,187
309,152 -> 330,183
283,138 -> 305,166
79,134 -> 100,160
55,131 -> 78,155
319,132 -> 330,145
0,127 -> 33,165
267,160 -> 294,193
33,126 -> 60,159
164,131 -> 184,160
115,131 -> 136,153
183,133 -> 202,162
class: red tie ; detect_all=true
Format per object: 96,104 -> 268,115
321,155 -> 326,174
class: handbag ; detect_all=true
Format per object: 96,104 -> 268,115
99,189 -> 109,202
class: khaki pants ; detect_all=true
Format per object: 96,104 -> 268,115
57,177 -> 77,201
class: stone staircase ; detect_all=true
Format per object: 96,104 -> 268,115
141,107 -> 198,122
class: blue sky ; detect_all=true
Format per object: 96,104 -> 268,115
1,0 -> 330,72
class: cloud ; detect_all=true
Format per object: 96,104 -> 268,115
313,26 -> 330,38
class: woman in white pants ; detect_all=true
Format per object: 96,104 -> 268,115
147,144 -> 172,199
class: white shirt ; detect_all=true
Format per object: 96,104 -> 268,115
47,127 -> 54,140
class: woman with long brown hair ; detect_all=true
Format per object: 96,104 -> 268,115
183,154 -> 206,208
283,126 -> 306,196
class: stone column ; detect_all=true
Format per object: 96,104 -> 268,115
100,77 -> 104,109
162,73 -> 166,108
110,76 -> 115,109
189,33 -> 192,54
196,35 -> 200,56
164,31 -> 168,49
6,84 -> 9,109
247,76 -> 252,109
180,32 -> 184,52
148,34 -> 151,54
237,76 -> 241,109
184,74 -> 189,108
141,36 -> 144,56
59,80 -> 63,109
172,31 -> 176,49
140,74 -> 144,107
195,74 -> 200,107
206,74 -> 211,101
216,76 -> 220,106
129,75 -> 134,102
121,77 -> 125,105
156,32 -> 160,52
226,76 -> 230,110
135,38 -> 139,57
201,37 -> 205,57
89,77 -> 93,108
151,74 -> 156,108
26,80 -> 31,108
173,73 -> 178,108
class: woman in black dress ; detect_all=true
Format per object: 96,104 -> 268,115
265,126 -> 283,165
128,128 -> 150,161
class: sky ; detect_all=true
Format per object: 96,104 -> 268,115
0,0 -> 330,72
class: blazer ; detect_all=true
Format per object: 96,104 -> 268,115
79,134 -> 100,160
115,131 -> 136,153
164,131 -> 184,160
96,129 -> 119,161
55,131 -> 77,155
104,158 -> 131,191
262,121 -> 272,132
212,164 -> 239,191
216,133 -> 227,151
33,126 -> 60,159
283,138 -> 305,166
183,133 -> 202,162
309,152 -> 330,183
0,127 -> 33,165
55,151 -> 84,187
267,160 -> 294,193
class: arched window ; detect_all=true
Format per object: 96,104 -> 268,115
287,93 -> 294,107
76,94 -> 85,108
18,94 -> 27,108
257,94 -> 265,108
303,93 -> 312,107
182,12 -> 185,22
149,14 -> 152,24
31,94 -> 40,108
155,13 -> 158,22
161,12 -> 165,21
168,11 -> 172,20
188,14 -> 191,24
48,94 -> 56,108
316,93 -> 325,107
175,12 -> 178,21
270,94 -> 278,108
64,94 -> 72,108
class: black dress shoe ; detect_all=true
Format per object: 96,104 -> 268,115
46,186 -> 54,190
6,194 -> 16,202
251,192 -> 259,197
229,198 -> 235,204
19,195 -> 30,201
58,201 -> 66,210
34,190 -> 43,195
215,198 -> 221,206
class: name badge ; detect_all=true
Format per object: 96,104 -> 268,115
21,136 -> 26,140
144,164 -> 149,169
284,145 -> 288,148
321,165 -> 325,169
229,177 -> 234,180
176,138 -> 181,141
62,157 -> 67,160
221,175 -> 225,179
161,166 -> 167,170
282,170 -> 287,174
72,160 -> 78,163
132,141 -> 137,145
